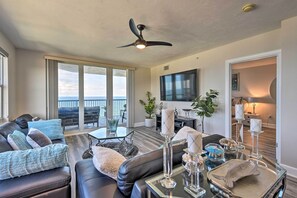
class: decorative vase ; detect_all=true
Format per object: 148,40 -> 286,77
107,118 -> 119,132
144,118 -> 154,127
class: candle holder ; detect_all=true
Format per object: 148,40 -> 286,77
160,132 -> 176,189
184,150 -> 206,197
235,119 -> 245,150
248,130 -> 264,159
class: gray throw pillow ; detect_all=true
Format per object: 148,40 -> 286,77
7,130 -> 32,150
26,128 -> 52,148
0,134 -> 13,152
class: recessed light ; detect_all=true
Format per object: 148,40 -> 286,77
242,3 -> 256,12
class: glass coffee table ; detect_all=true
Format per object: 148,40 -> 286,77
146,149 -> 286,198
82,127 -> 135,158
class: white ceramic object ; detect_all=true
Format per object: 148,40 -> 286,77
187,132 -> 202,154
144,118 -> 154,127
235,104 -> 244,120
250,119 -> 262,132
212,159 -> 259,188
161,109 -> 174,134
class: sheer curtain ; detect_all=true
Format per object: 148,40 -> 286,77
45,59 -> 58,119
126,69 -> 135,127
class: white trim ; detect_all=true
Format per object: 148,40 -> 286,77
225,50 -> 282,162
262,122 -> 276,129
134,122 -> 145,127
281,164 -> 297,178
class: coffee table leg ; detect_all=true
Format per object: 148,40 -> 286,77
82,135 -> 93,158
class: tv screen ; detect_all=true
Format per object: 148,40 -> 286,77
160,69 -> 198,101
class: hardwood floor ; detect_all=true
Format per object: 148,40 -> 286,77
232,125 -> 276,162
66,126 -> 296,198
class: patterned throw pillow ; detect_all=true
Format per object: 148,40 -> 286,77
28,119 -> 64,140
26,128 -> 52,148
7,130 -> 32,150
0,144 -> 68,180
92,146 -> 126,180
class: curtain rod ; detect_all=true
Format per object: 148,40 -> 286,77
44,55 -> 136,70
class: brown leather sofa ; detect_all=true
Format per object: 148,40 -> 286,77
0,114 -> 71,198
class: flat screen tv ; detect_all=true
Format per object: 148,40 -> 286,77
160,69 -> 198,101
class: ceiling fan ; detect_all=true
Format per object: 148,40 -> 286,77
118,18 -> 173,49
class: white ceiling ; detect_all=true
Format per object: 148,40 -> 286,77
0,0 -> 297,68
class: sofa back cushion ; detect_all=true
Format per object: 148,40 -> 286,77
14,114 -> 33,129
117,143 -> 185,197
0,122 -> 22,138
0,134 -> 12,153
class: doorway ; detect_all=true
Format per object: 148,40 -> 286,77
225,50 -> 281,162
58,63 -> 127,132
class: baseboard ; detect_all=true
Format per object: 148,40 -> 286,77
280,163 -> 297,178
134,122 -> 144,127
262,122 -> 276,129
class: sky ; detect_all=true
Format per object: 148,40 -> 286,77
58,66 -> 126,98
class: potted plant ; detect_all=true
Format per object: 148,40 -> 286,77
191,89 -> 219,133
139,91 -> 156,127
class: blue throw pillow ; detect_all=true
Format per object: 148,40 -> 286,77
0,144 -> 68,180
28,119 -> 63,140
7,130 -> 32,150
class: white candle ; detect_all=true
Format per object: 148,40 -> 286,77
250,119 -> 262,132
187,132 -> 203,154
161,109 -> 175,135
235,104 -> 244,120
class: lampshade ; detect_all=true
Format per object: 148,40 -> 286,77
248,97 -> 264,103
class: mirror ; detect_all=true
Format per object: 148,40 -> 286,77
269,78 -> 276,102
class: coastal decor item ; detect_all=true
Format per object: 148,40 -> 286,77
139,91 -> 156,127
191,89 -> 219,133
219,138 -> 238,153
205,143 -> 225,162
107,118 -> 119,132
235,104 -> 245,149
160,109 -> 176,189
182,109 -> 192,117
158,102 -> 163,115
249,119 -> 263,159
210,159 -> 259,188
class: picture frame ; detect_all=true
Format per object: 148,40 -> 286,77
232,73 -> 240,91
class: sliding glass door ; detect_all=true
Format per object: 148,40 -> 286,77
57,63 -> 127,132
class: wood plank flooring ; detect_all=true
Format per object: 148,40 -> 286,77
66,126 -> 296,198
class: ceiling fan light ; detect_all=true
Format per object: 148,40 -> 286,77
136,44 -> 146,49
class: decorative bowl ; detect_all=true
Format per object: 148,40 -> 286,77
205,143 -> 225,162
219,138 -> 238,153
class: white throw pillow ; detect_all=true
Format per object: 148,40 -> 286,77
173,126 -> 207,141
92,146 -> 126,180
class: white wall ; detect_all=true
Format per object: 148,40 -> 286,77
0,31 -> 16,120
151,29 -> 281,134
280,16 -> 297,174
232,65 -> 276,124
15,49 -> 46,118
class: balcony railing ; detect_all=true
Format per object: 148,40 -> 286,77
58,99 -> 126,117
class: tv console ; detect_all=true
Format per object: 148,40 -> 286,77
155,114 -> 196,132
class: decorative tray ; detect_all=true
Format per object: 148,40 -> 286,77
207,159 -> 278,198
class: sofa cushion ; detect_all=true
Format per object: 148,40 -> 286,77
75,159 -> 125,198
14,114 -> 33,129
0,134 -> 12,153
0,122 -> 22,138
28,119 -> 64,140
0,166 -> 71,198
26,128 -> 52,148
117,143 -> 185,197
7,130 -> 32,150
0,144 -> 68,180
92,146 -> 126,180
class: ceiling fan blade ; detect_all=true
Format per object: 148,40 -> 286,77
129,18 -> 141,39
147,41 -> 173,47
117,43 -> 135,48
